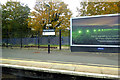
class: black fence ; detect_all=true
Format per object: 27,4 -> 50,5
2,37 -> 70,46
2,30 -> 70,50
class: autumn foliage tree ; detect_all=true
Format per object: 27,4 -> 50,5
28,1 -> 72,36
77,2 -> 120,16
2,1 -> 30,38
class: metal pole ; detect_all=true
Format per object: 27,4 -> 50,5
59,29 -> 61,50
46,4 -> 51,53
48,44 -> 50,53
48,36 -> 50,53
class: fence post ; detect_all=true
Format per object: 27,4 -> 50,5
38,31 -> 40,48
68,30 -> 70,46
59,29 -> 61,50
68,30 -> 70,50
20,33 -> 22,48
6,28 -> 8,48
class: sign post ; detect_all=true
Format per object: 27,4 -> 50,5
42,29 -> 55,53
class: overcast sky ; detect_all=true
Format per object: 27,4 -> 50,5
0,0 -> 82,17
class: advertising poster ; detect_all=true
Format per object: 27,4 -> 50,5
71,14 -> 120,47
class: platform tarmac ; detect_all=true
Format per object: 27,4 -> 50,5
1,48 -> 119,79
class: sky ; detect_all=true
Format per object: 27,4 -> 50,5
62,0 -> 81,17
0,0 -> 81,17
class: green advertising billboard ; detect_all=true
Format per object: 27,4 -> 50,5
70,14 -> 120,48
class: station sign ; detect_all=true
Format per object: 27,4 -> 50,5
42,29 -> 55,36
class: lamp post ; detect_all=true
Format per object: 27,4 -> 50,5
45,4 -> 51,53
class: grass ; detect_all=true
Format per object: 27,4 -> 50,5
25,44 -> 70,47
6,44 -> 70,47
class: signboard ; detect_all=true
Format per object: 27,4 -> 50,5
70,14 -> 120,52
42,29 -> 55,36
71,14 -> 120,47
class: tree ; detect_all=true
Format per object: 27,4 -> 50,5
76,2 -> 87,16
28,1 -> 72,36
76,2 -> 120,16
2,1 -> 31,38
0,4 -> 2,40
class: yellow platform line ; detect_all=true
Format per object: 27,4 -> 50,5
0,58 -> 118,70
